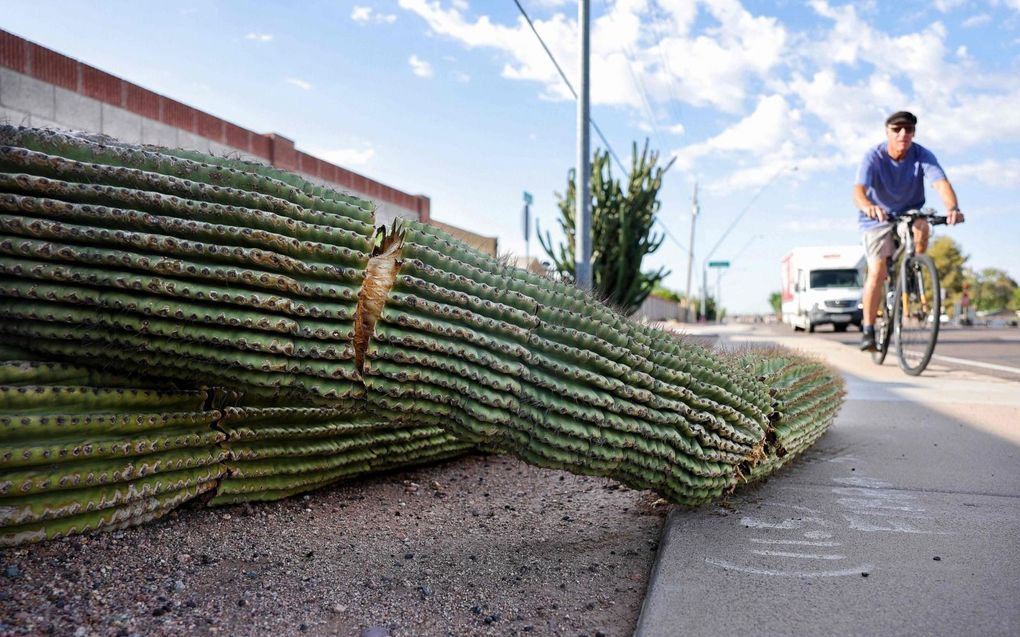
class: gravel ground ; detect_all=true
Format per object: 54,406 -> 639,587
0,453 -> 668,637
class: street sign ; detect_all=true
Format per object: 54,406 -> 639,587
708,260 -> 730,268
523,191 -> 533,205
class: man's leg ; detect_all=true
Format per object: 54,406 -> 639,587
862,257 -> 888,327
860,224 -> 895,352
913,218 -> 930,254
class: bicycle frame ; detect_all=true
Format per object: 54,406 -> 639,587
873,208 -> 947,374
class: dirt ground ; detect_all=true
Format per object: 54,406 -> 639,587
0,453 -> 668,637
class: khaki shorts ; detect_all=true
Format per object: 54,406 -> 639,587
861,222 -> 907,262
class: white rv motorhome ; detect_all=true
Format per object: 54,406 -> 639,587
781,246 -> 865,332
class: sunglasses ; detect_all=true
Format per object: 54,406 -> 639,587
889,125 -> 915,134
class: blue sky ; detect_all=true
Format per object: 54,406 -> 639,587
4,0 -> 1019,313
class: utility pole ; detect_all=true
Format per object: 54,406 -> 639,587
684,182 -> 698,322
574,0 -> 592,291
522,191 -> 533,264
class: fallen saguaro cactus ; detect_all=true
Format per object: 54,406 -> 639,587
0,126 -> 845,546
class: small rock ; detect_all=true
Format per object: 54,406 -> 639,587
332,603 -> 347,613
237,598 -> 247,607
176,554 -> 191,564
174,580 -> 186,592
361,627 -> 389,637
222,514 -> 231,521
933,556 -> 942,561
404,553 -> 414,560
4,565 -> 18,578
861,572 -> 869,578
419,585 -> 433,599
471,605 -> 483,615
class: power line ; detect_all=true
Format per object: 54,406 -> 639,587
647,6 -> 686,136
512,0 -> 687,254
512,0 -> 623,170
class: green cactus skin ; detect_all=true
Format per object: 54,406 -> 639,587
0,126 -> 845,545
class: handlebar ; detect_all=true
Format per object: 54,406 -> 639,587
897,208 -> 957,226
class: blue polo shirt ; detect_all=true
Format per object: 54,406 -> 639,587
855,142 -> 946,229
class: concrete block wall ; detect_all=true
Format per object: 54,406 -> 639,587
632,294 -> 682,322
0,29 -> 430,226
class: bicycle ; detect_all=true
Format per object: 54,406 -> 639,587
871,208 -> 951,375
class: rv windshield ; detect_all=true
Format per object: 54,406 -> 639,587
810,269 -> 862,289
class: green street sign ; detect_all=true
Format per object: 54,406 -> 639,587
708,260 -> 730,268
523,191 -> 533,205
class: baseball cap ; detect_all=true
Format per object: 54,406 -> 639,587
885,111 -> 917,127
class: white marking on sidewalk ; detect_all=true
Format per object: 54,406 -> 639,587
741,515 -> 828,530
750,538 -> 842,547
930,353 -> 1020,375
704,558 -> 873,578
750,550 -> 846,560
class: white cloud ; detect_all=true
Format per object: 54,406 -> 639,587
244,32 -> 273,42
781,217 -> 857,233
673,94 -> 803,171
396,0 -> 1020,200
962,13 -> 992,27
285,78 -> 313,90
933,0 -> 966,11
399,0 -> 786,112
352,6 -> 396,24
312,147 -> 376,167
453,71 -> 471,83
409,54 -> 434,78
937,158 -> 1020,189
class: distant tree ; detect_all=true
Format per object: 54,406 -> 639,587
677,295 -> 716,321
1012,286 -> 1020,312
651,285 -> 684,303
538,140 -> 675,315
768,291 -> 782,317
968,268 -> 1018,312
928,236 -> 968,309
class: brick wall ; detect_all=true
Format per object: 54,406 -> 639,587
0,29 -> 430,224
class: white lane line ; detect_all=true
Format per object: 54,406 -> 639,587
750,550 -> 846,560
930,353 -> 1020,375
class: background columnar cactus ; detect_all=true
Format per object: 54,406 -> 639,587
0,126 -> 845,546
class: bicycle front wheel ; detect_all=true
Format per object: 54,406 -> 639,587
895,254 -> 941,375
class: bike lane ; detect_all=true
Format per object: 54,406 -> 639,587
636,326 -> 1020,636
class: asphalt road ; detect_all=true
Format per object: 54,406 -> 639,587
759,322 -> 1020,380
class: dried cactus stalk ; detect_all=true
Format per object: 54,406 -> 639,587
0,126 -> 845,545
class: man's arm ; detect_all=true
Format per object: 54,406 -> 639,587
932,179 -> 964,225
853,184 -> 886,223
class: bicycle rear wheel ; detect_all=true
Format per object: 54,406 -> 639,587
871,278 -> 895,365
895,254 -> 941,375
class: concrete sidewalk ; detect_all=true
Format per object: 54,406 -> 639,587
636,327 -> 1020,636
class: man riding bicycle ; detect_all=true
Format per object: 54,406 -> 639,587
853,110 -> 965,352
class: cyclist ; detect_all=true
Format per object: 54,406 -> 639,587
853,110 -> 965,352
